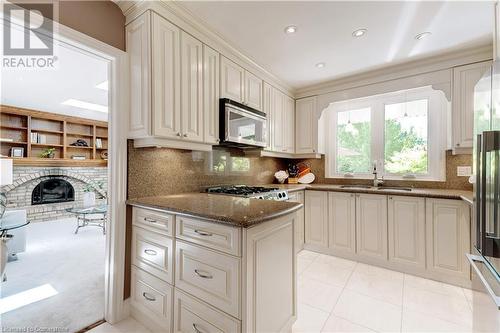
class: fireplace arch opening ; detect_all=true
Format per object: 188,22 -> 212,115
32,178 -> 75,205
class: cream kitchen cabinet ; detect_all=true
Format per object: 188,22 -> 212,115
355,193 -> 388,262
295,96 -> 324,154
220,56 -> 263,111
452,60 -> 492,151
328,192 -> 356,255
283,95 -> 295,153
304,190 -> 328,247
263,83 -> 273,150
288,191 -> 305,253
271,88 -> 285,152
203,45 -> 220,144
265,86 -> 295,153
426,198 -> 470,281
388,196 -> 426,270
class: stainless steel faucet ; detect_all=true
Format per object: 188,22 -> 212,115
373,161 -> 384,187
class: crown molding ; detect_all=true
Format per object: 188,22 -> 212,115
116,0 -> 296,97
295,43 -> 493,99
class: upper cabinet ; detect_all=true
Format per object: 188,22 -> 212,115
203,45 -> 220,144
295,97 -> 324,154
220,56 -> 264,111
283,95 -> 295,153
452,60 -> 492,152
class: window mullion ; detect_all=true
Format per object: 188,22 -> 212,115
371,101 -> 385,175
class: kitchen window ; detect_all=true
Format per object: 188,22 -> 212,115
326,86 -> 447,180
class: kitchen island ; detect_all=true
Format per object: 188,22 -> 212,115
127,194 -> 302,333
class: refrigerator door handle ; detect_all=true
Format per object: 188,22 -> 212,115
467,254 -> 500,310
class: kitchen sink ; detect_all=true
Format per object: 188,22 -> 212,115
340,185 -> 372,189
377,187 -> 412,192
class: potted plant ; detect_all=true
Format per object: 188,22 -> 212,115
40,147 -> 56,158
83,181 -> 104,207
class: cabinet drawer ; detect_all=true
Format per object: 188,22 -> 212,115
174,289 -> 241,333
133,206 -> 174,236
132,226 -> 174,283
130,266 -> 173,332
176,216 -> 241,256
175,240 -> 241,318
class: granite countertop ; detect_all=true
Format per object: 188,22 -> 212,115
268,184 -> 473,203
127,193 -> 303,228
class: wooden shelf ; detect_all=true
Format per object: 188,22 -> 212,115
1,104 -> 107,164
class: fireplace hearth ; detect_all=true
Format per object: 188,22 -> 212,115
32,178 -> 75,205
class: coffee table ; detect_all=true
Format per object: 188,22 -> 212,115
66,205 -> 107,235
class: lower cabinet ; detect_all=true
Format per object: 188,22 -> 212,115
328,192 -> 356,255
356,193 -> 388,262
304,191 -> 328,247
426,198 -> 470,281
173,289 -> 241,333
388,196 -> 426,270
288,191 -> 305,253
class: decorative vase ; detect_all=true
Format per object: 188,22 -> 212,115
83,192 -> 96,207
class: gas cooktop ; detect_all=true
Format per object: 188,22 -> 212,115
205,185 -> 288,201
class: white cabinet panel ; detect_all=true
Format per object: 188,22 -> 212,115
426,198 -> 470,280
173,289 -> 241,333
328,192 -> 356,255
263,83 -> 273,150
272,89 -> 285,152
295,97 -> 317,154
203,45 -> 220,144
180,32 -> 203,142
284,95 -> 295,153
452,61 -> 492,150
151,13 -> 181,138
132,226 -> 174,283
220,56 -> 245,103
133,206 -> 174,237
130,266 -> 173,333
175,240 -> 241,318
388,196 -> 425,269
356,193 -> 388,261
305,191 -> 328,247
244,70 -> 263,111
288,191 -> 305,253
127,12 -> 151,138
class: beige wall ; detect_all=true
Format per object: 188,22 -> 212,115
16,0 -> 125,50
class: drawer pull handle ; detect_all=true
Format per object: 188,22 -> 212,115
194,269 -> 213,279
144,249 -> 157,256
142,292 -> 156,302
144,217 -> 157,223
192,323 -> 204,333
194,229 -> 213,237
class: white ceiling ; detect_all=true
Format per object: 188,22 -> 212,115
180,1 -> 494,89
1,39 -> 109,122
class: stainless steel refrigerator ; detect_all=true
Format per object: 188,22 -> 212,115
469,60 -> 500,332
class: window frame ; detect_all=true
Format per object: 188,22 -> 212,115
326,86 -> 447,181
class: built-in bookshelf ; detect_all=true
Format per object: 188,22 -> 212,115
0,105 -> 108,166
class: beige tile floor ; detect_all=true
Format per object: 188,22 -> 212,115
90,250 -> 499,333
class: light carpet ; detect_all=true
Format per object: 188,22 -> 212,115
0,217 -> 105,332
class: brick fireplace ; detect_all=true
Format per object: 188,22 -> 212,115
1,166 -> 107,222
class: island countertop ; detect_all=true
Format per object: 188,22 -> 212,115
127,193 -> 303,228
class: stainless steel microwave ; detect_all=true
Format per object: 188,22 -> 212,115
219,98 -> 267,148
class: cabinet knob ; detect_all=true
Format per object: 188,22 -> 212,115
456,143 -> 460,147
216,138 -> 220,143
176,132 -> 181,136
183,133 -> 188,138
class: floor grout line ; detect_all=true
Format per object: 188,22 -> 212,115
401,274 -> 406,333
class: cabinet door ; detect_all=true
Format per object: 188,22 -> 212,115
272,89 -> 285,152
151,13 -> 181,138
426,198 -> 470,280
220,56 -> 244,103
203,45 -> 220,144
263,83 -> 273,150
127,12 -> 151,138
283,96 -> 295,153
289,191 -> 305,253
328,192 -> 356,255
356,193 -> 388,261
388,196 -> 425,269
305,191 -> 328,247
244,71 -> 264,111
180,32 -> 203,142
452,61 -> 492,149
295,97 -> 317,153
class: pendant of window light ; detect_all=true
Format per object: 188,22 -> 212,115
345,112 -> 358,135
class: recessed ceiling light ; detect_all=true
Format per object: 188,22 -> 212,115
315,62 -> 325,68
352,29 -> 367,38
62,99 -> 108,113
95,80 -> 108,91
415,32 -> 432,40
284,25 -> 297,34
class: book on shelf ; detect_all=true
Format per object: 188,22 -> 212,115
95,138 -> 102,149
0,138 -> 14,142
31,132 -> 47,144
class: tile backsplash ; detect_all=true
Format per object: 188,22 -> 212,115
128,142 -> 472,199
